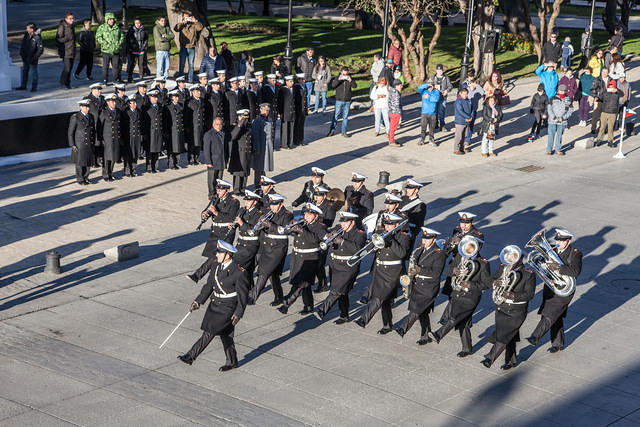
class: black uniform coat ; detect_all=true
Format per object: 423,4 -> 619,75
146,103 -> 165,153
134,92 -> 150,112
315,198 -> 337,228
289,220 -> 327,287
209,89 -> 224,123
370,231 -> 411,301
68,112 -> 95,167
487,264 -> 536,344
87,93 -> 105,125
195,260 -> 250,335
446,254 -> 491,329
259,84 -> 278,115
188,97 -> 206,148
165,102 -> 185,153
256,187 -> 276,210
292,180 -> 328,207
538,244 -> 582,320
202,193 -> 240,257
344,184 -> 374,216
328,228 -> 367,294
122,107 -> 144,159
400,195 -> 427,237
442,225 -> 485,295
408,244 -> 446,314
246,90 -> 259,121
277,86 -> 296,122
257,208 -> 294,276
224,89 -> 241,126
155,86 -> 169,107
228,121 -> 252,177
233,206 -> 263,267
177,87 -> 191,105
98,108 -> 123,162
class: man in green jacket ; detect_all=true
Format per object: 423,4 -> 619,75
153,16 -> 174,80
96,12 -> 125,84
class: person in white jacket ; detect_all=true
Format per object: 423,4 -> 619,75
608,53 -> 625,80
370,77 -> 390,136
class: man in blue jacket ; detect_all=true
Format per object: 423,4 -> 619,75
535,62 -> 559,99
200,45 -> 226,80
417,79 -> 440,146
453,88 -> 473,154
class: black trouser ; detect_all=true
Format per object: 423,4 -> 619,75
102,52 -> 121,82
320,290 -> 350,319
252,272 -> 284,303
359,294 -> 394,329
207,168 -> 223,199
420,114 -> 437,141
168,152 -> 180,168
315,250 -> 328,289
434,315 -> 473,353
591,100 -> 603,132
253,170 -> 265,187
126,52 -> 144,81
233,175 -> 247,194
189,145 -> 201,164
60,57 -> 74,87
530,315 -> 566,348
75,164 -> 89,183
485,338 -> 517,366
146,152 -> 159,172
531,111 -> 544,137
123,153 -> 137,176
75,50 -> 93,77
281,121 -> 295,148
102,160 -> 114,179
399,309 -> 431,338
186,330 -> 237,365
284,284 -> 314,308
294,115 -> 305,145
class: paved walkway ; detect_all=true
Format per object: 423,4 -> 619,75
0,51 -> 639,425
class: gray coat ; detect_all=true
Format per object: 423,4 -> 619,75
251,115 -> 273,172
312,66 -> 331,92
68,112 -> 95,167
547,96 -> 573,125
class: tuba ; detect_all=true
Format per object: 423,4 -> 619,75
492,245 -> 522,306
525,229 -> 576,297
326,188 -> 346,211
452,235 -> 480,292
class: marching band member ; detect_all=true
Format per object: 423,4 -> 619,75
256,175 -> 277,209
344,172 -> 374,216
399,179 -> 427,248
292,166 -> 329,207
201,179 -> 240,258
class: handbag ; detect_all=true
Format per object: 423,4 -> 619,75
486,123 -> 496,140
499,95 -> 511,106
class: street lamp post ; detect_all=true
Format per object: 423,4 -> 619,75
283,0 -> 294,73
381,0 -> 390,58
459,0 -> 474,85
581,0 -> 596,69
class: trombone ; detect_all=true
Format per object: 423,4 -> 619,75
347,219 -> 408,267
277,219 -> 306,234
319,225 -> 345,251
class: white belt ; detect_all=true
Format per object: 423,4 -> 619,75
266,233 -> 289,240
212,222 -> 232,227
416,275 -> 432,280
331,254 -> 353,261
238,235 -> 259,241
294,247 -> 320,253
213,292 -> 237,299
376,260 -> 403,266
504,300 -> 527,305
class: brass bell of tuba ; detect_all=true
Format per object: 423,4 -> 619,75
492,245 -> 522,306
452,235 -> 480,292
524,229 -> 576,297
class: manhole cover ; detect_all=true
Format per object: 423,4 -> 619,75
516,164 -> 544,173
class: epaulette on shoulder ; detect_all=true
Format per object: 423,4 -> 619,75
434,248 -> 442,253
524,268 -> 534,274
355,229 -> 365,234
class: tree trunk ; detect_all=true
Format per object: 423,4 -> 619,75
426,17 -> 442,82
263,0 -> 270,16
91,0 -> 105,24
165,0 -> 213,75
226,0 -> 235,13
547,0 -> 565,40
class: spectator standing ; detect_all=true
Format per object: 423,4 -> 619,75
416,79 -> 440,146
126,17 -> 148,83
603,45 -> 617,69
55,12 -> 76,89
577,66 -> 594,126
200,46 -> 225,79
558,67 -> 577,102
608,26 -> 624,54
453,88 -> 472,155
388,39 -> 402,69
608,53 -> 625,79
484,70 -> 505,101
480,95 -> 503,157
174,13 -> 203,83
328,67 -> 356,137
528,83 -> 549,142
271,55 -> 288,79
252,103 -> 274,186
370,77 -> 390,136
311,56 -> 331,113
393,66 -> 404,86
432,64 -> 452,131
387,79 -> 403,147
561,37 -> 573,70
588,49 -> 604,78
220,42 -> 234,76
74,20 -> 95,80
17,23 -> 43,92
369,54 -> 384,111
595,80 -> 623,147
535,62 -> 559,99
236,51 -> 254,80
460,73 -> 483,145
296,48 -> 316,112
590,68 -> 610,134
542,32 -> 562,63
546,84 -> 573,155
96,12 -> 125,85
615,74 -> 630,131
153,16 -> 173,80
380,59 -> 395,91
580,27 -> 590,59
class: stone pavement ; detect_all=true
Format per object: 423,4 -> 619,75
1,61 -> 640,426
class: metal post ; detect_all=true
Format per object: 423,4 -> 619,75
283,0 -> 294,73
581,0 -> 596,68
122,0 -> 127,28
381,0 -> 390,58
613,107 -> 627,159
459,0 -> 474,85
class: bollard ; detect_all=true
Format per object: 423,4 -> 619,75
377,171 -> 390,188
45,251 -> 61,274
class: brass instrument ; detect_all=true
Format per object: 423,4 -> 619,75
326,188 -> 346,211
525,229 -> 576,297
277,219 -> 306,234
452,235 -> 480,292
319,225 -> 345,251
492,245 -> 522,306
248,210 -> 274,236
347,219 -> 408,267
439,230 -> 465,252
400,246 -> 421,297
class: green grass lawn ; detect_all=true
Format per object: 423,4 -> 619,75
40,7 -> 640,98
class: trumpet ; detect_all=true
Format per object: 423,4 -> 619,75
277,219 -> 306,234
248,210 -> 274,236
347,219 -> 408,267
492,245 -> 522,305
319,226 -> 345,251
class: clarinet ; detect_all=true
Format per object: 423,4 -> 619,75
224,207 -> 247,241
196,196 -> 219,231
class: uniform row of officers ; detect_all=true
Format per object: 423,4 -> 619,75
174,170 -> 582,373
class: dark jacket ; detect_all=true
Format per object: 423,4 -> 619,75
202,128 -> 227,169
20,29 -> 43,64
145,103 -> 165,153
68,112 -> 95,167
187,97 -> 206,147
277,86 -> 296,122
220,48 -> 234,73
123,107 -> 144,158
98,108 -> 123,162
590,76 -> 608,100
331,76 -> 357,102
454,97 -> 472,125
199,54 -> 226,79
530,92 -> 549,113
296,54 -> 316,81
56,19 -> 76,59
541,41 -> 562,63
77,28 -> 96,53
601,88 -> 623,114
228,120 -> 253,176
480,103 -> 503,134
165,102 -> 185,153
126,25 -> 148,54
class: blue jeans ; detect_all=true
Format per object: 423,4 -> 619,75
305,81 -> 313,108
547,122 -> 565,152
21,62 -> 38,90
330,100 -> 351,134
465,115 -> 476,143
314,91 -> 327,111
374,107 -> 390,133
436,98 -> 446,128
156,50 -> 170,79
179,47 -> 195,82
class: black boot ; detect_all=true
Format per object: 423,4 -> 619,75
178,354 -> 194,365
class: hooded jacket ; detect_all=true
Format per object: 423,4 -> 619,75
56,19 -> 76,59
96,13 -> 125,55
